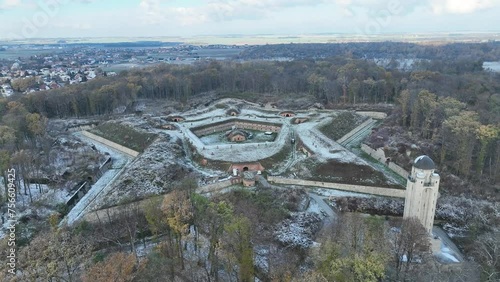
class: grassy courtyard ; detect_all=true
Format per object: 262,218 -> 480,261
90,122 -> 157,152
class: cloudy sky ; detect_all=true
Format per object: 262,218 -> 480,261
0,0 -> 499,39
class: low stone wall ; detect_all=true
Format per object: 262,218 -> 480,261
360,144 -> 409,178
196,180 -> 235,194
357,111 -> 388,120
80,180 -> 237,224
98,157 -> 113,174
388,163 -> 409,179
361,143 -> 386,161
268,176 -> 405,198
81,131 -> 140,157
80,174 -> 405,225
67,124 -> 97,133
336,118 -> 374,143
82,200 -> 146,223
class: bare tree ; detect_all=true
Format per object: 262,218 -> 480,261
162,189 -> 194,270
18,228 -> 91,282
314,213 -> 389,282
91,204 -> 147,255
473,231 -> 500,281
81,252 -> 146,282
392,217 -> 430,280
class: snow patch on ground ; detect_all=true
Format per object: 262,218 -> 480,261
312,188 -> 374,198
0,183 -> 60,239
254,247 -> 270,273
306,199 -> 322,215
10,183 -> 50,207
437,252 -> 460,263
434,241 -> 461,263
274,212 -> 322,249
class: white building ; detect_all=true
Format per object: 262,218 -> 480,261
1,84 -> 14,97
403,155 -> 440,234
11,62 -> 20,71
86,70 -> 96,79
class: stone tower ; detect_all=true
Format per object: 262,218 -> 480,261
403,155 -> 440,234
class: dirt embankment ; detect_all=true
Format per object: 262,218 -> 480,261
291,159 -> 400,188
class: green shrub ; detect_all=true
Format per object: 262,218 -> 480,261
56,203 -> 69,216
93,251 -> 106,263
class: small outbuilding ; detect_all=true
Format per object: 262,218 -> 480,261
226,108 -> 240,116
279,111 -> 296,117
162,124 -> 177,130
168,116 -> 185,122
242,171 -> 256,187
292,117 -> 308,124
226,129 -> 251,142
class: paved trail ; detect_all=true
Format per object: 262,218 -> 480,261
308,192 -> 337,233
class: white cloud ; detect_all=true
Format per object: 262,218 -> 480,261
137,0 -> 331,26
162,0 -> 436,25
132,0 -> 500,34
333,0 -> 423,15
50,22 -> 92,30
431,0 -> 499,14
139,0 -> 159,12
139,0 -> 166,24
0,0 -> 93,11
0,0 -> 22,9
3,0 -> 499,38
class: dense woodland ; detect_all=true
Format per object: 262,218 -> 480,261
0,42 -> 500,281
1,182 -> 483,282
239,41 -> 500,61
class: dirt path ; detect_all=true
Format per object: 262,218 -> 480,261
308,191 -> 337,234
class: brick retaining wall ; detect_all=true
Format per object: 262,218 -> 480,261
191,119 -> 282,137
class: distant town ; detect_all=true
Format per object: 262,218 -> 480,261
0,42 -> 246,96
